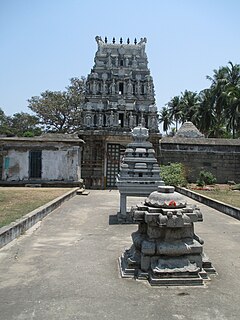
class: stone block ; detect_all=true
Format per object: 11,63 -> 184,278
141,254 -> 151,271
142,240 -> 156,255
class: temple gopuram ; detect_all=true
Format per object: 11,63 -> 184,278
78,36 -> 160,189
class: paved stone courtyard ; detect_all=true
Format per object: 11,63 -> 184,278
0,190 -> 239,320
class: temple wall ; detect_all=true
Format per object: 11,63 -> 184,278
160,141 -> 240,183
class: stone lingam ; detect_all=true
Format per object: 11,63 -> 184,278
119,185 -> 215,286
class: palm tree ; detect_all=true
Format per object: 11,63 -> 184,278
224,62 -> 240,138
167,96 -> 181,131
197,89 -> 216,137
206,61 -> 240,137
179,90 -> 199,124
159,106 -> 173,135
224,86 -> 240,138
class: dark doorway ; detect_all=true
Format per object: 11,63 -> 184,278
29,150 -> 42,178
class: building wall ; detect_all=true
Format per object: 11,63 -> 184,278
160,141 -> 240,183
2,150 -> 29,181
1,146 -> 82,182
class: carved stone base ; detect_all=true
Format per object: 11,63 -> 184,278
119,252 -> 215,286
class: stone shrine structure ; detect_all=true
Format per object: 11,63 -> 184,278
116,125 -> 164,219
78,36 -> 160,189
120,185 -> 215,286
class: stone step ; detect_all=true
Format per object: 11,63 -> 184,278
76,188 -> 90,196
149,274 -> 204,286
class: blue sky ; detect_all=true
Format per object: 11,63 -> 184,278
1,0 -> 240,117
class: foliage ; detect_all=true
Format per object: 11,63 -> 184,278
0,108 -> 41,137
196,170 -> 217,187
160,163 -> 187,187
28,77 -> 85,133
159,61 -> 240,138
9,112 -> 42,136
158,106 -> 173,134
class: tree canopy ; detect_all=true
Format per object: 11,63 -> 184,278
27,77 -> 85,133
0,108 -> 41,137
160,61 -> 240,138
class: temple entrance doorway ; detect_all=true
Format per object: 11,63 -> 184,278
106,143 -> 125,188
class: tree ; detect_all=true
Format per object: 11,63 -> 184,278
167,95 -> 181,131
197,89 -> 216,137
0,108 -> 11,136
206,64 -> 230,137
159,106 -> 173,135
28,77 -> 86,133
224,86 -> 240,138
223,62 -> 240,138
162,61 -> 240,138
0,108 -> 41,137
179,90 -> 199,124
206,61 -> 240,138
9,112 -> 42,137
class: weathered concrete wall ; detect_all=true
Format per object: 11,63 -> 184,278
160,138 -> 240,183
42,147 -> 81,181
2,150 -> 29,180
1,145 -> 82,182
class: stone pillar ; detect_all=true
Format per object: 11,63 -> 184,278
119,194 -> 127,217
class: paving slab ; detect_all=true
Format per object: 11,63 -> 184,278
0,190 -> 239,320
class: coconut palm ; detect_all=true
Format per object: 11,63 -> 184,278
167,95 -> 181,131
196,89 -> 217,137
159,106 -> 173,135
223,62 -> 240,138
179,90 -> 199,124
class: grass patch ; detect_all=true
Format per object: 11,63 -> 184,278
0,187 -> 74,228
192,189 -> 240,208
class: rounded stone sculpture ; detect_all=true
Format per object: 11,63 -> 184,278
145,186 -> 187,208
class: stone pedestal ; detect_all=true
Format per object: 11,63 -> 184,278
119,186 -> 215,286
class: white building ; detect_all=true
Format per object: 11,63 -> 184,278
0,134 -> 84,186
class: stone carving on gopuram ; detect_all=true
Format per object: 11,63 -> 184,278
119,186 -> 215,286
116,125 -> 164,221
78,36 -> 160,189
82,36 -> 158,131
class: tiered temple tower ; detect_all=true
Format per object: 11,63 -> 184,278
78,36 -> 160,189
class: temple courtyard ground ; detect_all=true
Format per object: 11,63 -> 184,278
0,190 -> 239,320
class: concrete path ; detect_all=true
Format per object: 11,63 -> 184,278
0,190 -> 239,320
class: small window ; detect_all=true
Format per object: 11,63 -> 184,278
119,113 -> 124,127
120,60 -> 124,67
119,82 -> 124,94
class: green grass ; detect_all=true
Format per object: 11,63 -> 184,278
192,189 -> 240,208
0,187 -> 73,228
